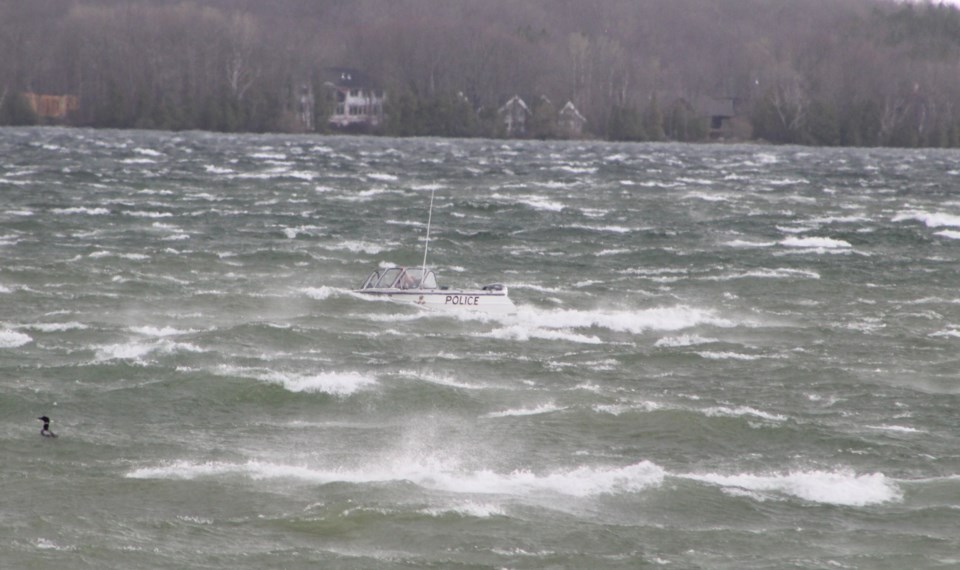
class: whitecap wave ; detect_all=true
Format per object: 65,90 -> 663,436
412,370 -> 490,390
697,351 -> 767,361
95,342 -> 157,361
302,286 -> 352,300
21,322 -> 88,332
655,334 -> 719,347
724,239 -> 777,248
483,402 -> 566,418
453,305 -> 736,345
565,223 -> 632,234
684,469 -> 902,506
593,401 -> 663,415
702,405 -> 786,421
516,196 -> 565,212
421,502 -> 505,518
131,325 -> 193,337
407,183 -> 444,193
95,338 -> 204,361
934,229 -> 960,240
401,459 -> 669,497
324,240 -> 390,255
53,207 -> 109,215
931,328 -> 960,338
250,151 -> 286,160
865,424 -> 923,434
0,329 -> 32,347
597,248 -> 632,256
704,268 -> 820,281
767,176 -> 808,186
262,370 -> 377,396
283,225 -> 324,239
480,325 -> 602,344
509,305 -> 735,335
780,236 -> 851,249
893,210 -> 960,228
124,211 -> 173,218
508,282 -> 566,294
127,458 -> 666,498
685,191 -> 730,202
35,538 -> 71,551
88,251 -> 150,261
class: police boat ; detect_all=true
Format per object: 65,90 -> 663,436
354,189 -> 515,314
356,265 -> 515,314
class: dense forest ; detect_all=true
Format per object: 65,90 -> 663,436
3,0 -> 960,146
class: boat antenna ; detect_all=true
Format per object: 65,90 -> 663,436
420,188 -> 435,288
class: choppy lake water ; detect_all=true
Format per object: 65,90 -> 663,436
2,127 -> 960,569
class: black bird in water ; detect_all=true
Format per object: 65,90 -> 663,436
38,416 -> 57,438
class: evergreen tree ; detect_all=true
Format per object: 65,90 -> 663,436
665,99 -> 707,142
841,99 -> 882,147
607,105 -> 645,141
530,97 -> 558,139
642,95 -> 665,142
477,105 -> 503,139
750,92 -> 795,144
313,81 -> 337,134
96,79 -> 130,129
384,89 -> 419,137
0,92 -> 38,126
803,99 -> 840,146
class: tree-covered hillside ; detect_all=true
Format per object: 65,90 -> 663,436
2,0 -> 960,147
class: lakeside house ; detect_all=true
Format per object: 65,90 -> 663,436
22,92 -> 78,120
324,67 -> 385,130
499,95 -> 530,137
558,101 -> 586,137
697,95 -> 736,139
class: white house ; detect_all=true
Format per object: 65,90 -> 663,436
558,101 -> 586,137
324,67 -> 386,130
499,95 -> 530,137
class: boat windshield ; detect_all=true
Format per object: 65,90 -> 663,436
361,267 -> 439,290
360,270 -> 381,289
373,267 -> 403,288
397,268 -> 438,290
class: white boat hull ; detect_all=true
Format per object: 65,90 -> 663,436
355,193 -> 516,315
358,288 -> 515,314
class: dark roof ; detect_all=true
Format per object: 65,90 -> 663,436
697,96 -> 735,118
324,67 -> 380,89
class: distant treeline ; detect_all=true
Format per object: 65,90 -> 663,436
3,0 -> 960,147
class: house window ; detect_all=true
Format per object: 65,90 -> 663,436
350,89 -> 360,97
336,104 -> 345,115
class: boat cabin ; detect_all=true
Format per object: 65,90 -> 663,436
360,267 -> 439,291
